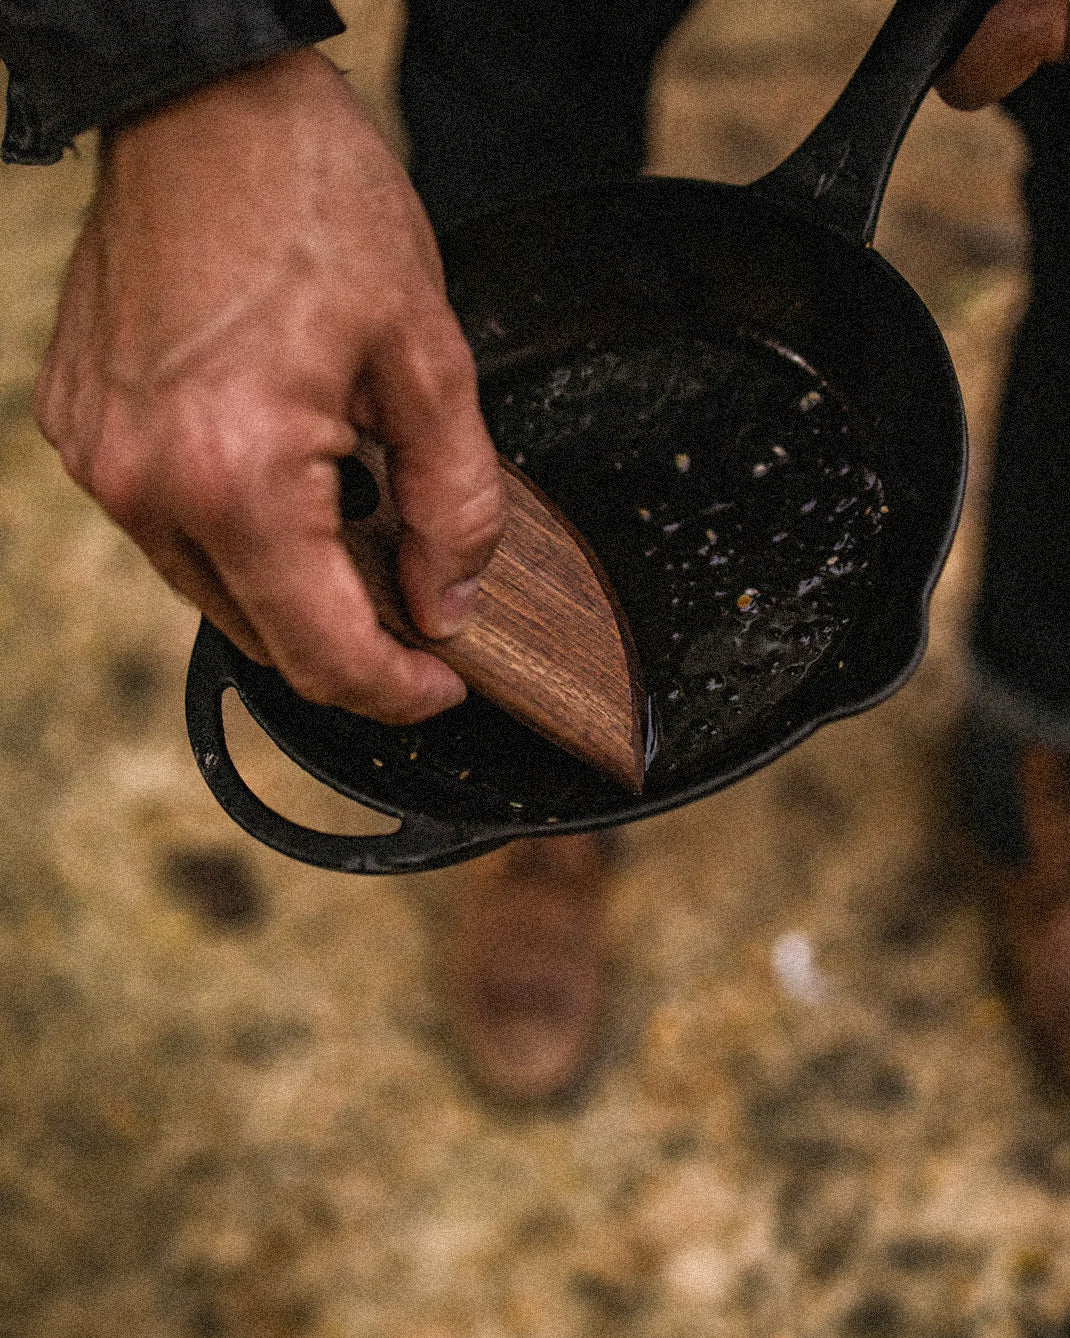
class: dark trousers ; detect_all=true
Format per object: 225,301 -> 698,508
400,0 -> 691,232
970,65 -> 1070,745
399,6 -> 1070,768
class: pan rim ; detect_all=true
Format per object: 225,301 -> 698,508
188,174 -> 969,869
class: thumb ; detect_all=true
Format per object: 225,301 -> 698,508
936,0 -> 1069,110
367,307 -> 504,639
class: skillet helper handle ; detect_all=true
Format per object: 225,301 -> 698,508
752,0 -> 1000,244
185,619 -> 496,875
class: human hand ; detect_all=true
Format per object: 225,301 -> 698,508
937,0 -> 1068,109
34,48 -> 504,725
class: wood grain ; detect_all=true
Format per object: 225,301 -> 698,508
341,449 -> 646,792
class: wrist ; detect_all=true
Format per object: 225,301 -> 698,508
100,47 -> 345,153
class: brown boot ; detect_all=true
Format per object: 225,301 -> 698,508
444,832 -> 612,1106
994,745 -> 1070,1080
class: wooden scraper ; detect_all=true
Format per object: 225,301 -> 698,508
339,440 -> 646,792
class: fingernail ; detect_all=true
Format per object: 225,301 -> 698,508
435,576 -> 482,637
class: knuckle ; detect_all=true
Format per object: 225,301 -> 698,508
32,371 -> 61,448
421,475 -> 505,558
182,468 -> 242,538
70,416 -> 142,521
281,648 -> 371,712
55,441 -> 83,484
281,649 -> 422,724
169,398 -> 336,541
169,426 -> 253,537
283,659 -> 351,709
85,451 -> 141,524
426,333 -> 479,403
456,485 -> 506,556
385,308 -> 479,406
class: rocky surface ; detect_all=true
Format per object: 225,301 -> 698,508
3,3 -> 1069,1336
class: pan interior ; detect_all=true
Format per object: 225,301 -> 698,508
486,330 -> 885,781
346,323 -> 887,824
199,182 -> 963,856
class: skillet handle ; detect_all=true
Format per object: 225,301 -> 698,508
185,619 -> 508,875
752,0 -> 999,244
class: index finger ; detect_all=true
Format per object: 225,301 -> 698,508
209,514 -> 468,725
367,306 -> 505,641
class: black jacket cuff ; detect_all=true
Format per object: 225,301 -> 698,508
0,0 -> 346,165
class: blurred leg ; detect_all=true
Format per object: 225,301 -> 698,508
400,0 -> 691,232
446,834 -> 615,1104
971,64 -> 1070,742
962,63 -> 1070,1078
400,0 -> 689,1102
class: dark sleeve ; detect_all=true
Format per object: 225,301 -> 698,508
0,0 -> 346,165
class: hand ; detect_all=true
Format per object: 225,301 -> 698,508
937,0 -> 1068,109
34,49 -> 504,725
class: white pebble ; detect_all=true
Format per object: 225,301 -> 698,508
771,930 -> 828,1004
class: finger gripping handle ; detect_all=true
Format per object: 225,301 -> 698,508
185,620 -> 498,874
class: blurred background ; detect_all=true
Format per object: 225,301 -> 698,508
2,2 -> 1068,1335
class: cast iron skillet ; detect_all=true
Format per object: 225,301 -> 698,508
186,0 -> 997,873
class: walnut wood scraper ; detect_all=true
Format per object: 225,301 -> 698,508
339,442 -> 646,792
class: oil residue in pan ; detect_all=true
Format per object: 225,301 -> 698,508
390,333 -> 886,817
484,333 -> 886,786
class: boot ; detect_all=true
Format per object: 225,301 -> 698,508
444,832 -> 613,1106
992,745 -> 1070,1080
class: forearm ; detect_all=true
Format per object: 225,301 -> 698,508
0,0 -> 344,164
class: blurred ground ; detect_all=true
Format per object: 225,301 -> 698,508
2,3 -> 1068,1336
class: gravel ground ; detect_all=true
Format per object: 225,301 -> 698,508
4,4 -> 1070,1336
